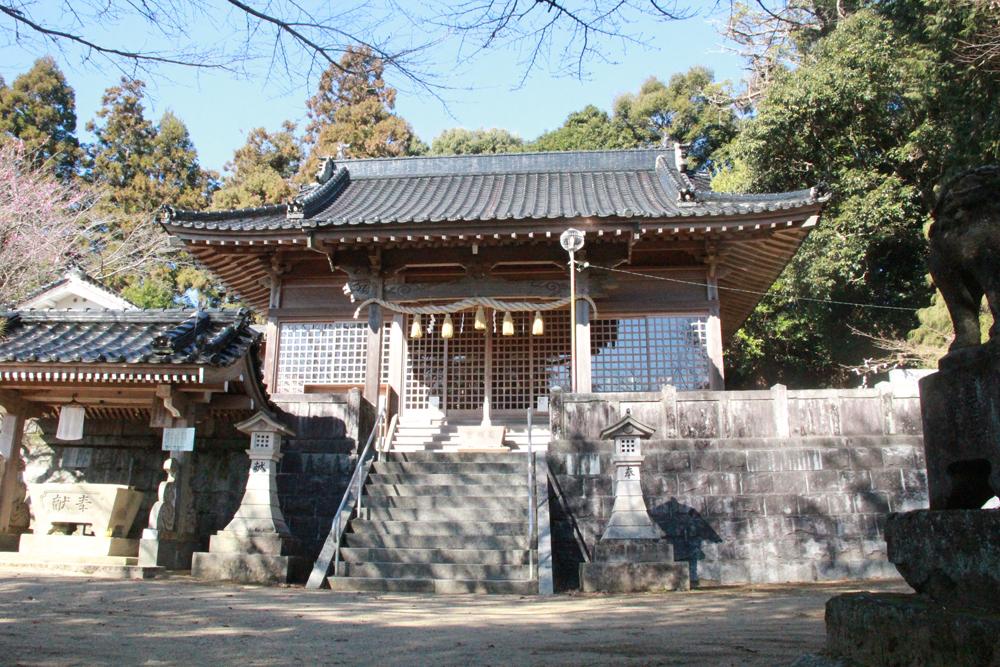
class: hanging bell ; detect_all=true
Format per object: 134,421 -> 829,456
474,306 -> 487,331
410,314 -> 423,339
441,313 -> 454,339
532,311 -> 544,336
502,311 -> 515,336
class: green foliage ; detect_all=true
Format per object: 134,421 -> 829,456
212,121 -> 302,209
300,46 -> 418,179
614,68 -> 737,168
0,57 -> 82,176
719,5 -> 1000,387
429,128 -> 524,155
531,105 -> 641,151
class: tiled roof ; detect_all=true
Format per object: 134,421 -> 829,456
162,148 -> 825,232
15,267 -> 137,311
0,309 -> 258,367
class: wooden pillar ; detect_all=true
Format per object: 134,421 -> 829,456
263,268 -> 284,390
387,313 -> 405,417
482,319 -> 493,426
364,304 -> 383,407
706,270 -> 725,390
0,411 -> 26,538
575,268 -> 592,393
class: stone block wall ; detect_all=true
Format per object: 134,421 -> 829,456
24,417 -> 248,545
16,390 -> 367,563
548,386 -> 928,587
271,390 -> 365,559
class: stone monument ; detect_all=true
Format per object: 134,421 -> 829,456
820,166 -> 1000,665
191,411 -> 307,584
579,410 -> 689,593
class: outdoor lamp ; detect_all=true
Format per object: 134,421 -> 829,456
502,312 -> 515,336
441,313 -> 454,339
410,314 -> 423,339
532,311 -> 544,336
474,306 -> 487,331
56,399 -> 85,441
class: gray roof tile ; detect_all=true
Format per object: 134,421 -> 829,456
162,148 -> 824,232
0,309 -> 258,367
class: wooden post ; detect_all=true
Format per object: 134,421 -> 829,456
706,269 -> 725,391
388,313 -> 405,417
263,268 -> 284,390
482,318 -> 493,426
0,411 -> 26,539
575,267 -> 592,393
363,304 -> 383,406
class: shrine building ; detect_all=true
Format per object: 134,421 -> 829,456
162,146 -> 826,424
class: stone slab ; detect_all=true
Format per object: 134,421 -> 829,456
919,346 -> 1000,509
207,531 -> 298,556
826,592 -> 1000,667
138,538 -> 198,570
886,509 -> 1000,612
0,534 -> 20,552
579,561 -> 690,593
593,539 -> 674,563
0,552 -> 159,579
191,552 -> 308,585
455,425 -> 507,449
19,534 -> 139,559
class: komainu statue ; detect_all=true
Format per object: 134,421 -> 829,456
928,165 -> 1000,353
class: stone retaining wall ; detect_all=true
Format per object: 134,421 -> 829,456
24,417 -> 248,544
548,386 -> 928,587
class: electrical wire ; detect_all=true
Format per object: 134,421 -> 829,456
576,261 -> 922,312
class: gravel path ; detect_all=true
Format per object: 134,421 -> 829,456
0,572 -> 905,666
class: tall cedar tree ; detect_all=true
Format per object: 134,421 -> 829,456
300,46 -> 418,179
0,57 -> 82,177
85,78 -> 217,307
212,121 -> 303,209
715,2 -> 1000,387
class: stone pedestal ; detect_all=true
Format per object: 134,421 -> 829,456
580,540 -> 689,593
821,347 -> 1000,666
191,412 -> 306,584
138,456 -> 199,569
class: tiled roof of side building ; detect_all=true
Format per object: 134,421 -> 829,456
0,309 -> 258,367
161,148 -> 826,232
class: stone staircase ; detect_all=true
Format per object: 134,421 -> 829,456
327,451 -> 539,594
391,418 -> 551,452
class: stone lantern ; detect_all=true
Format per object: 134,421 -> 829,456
579,409 -> 689,593
599,410 -> 662,540
192,411 -> 307,584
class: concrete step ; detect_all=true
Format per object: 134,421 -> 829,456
338,561 -> 530,581
368,472 -> 529,486
327,575 -> 536,595
371,461 -> 527,475
340,547 -> 531,565
361,506 -> 528,523
361,494 -> 527,510
342,532 -> 529,550
363,484 -> 528,497
386,452 -> 526,464
349,520 -> 529,536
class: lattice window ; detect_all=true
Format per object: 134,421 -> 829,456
381,325 -> 391,383
591,316 -> 710,392
275,322 -> 368,393
404,316 -> 446,411
446,316 -> 485,411
532,310 -> 571,405
492,312 -> 532,411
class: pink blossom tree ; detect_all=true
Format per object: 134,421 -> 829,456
0,139 -> 91,307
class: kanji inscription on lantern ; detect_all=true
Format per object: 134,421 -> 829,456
47,493 -> 93,513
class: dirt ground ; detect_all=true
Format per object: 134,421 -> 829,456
0,572 -> 905,666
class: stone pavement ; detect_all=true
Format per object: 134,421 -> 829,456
0,573 -> 906,666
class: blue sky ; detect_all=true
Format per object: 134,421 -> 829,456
0,4 -> 745,173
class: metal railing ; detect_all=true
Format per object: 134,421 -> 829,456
305,407 -> 388,589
